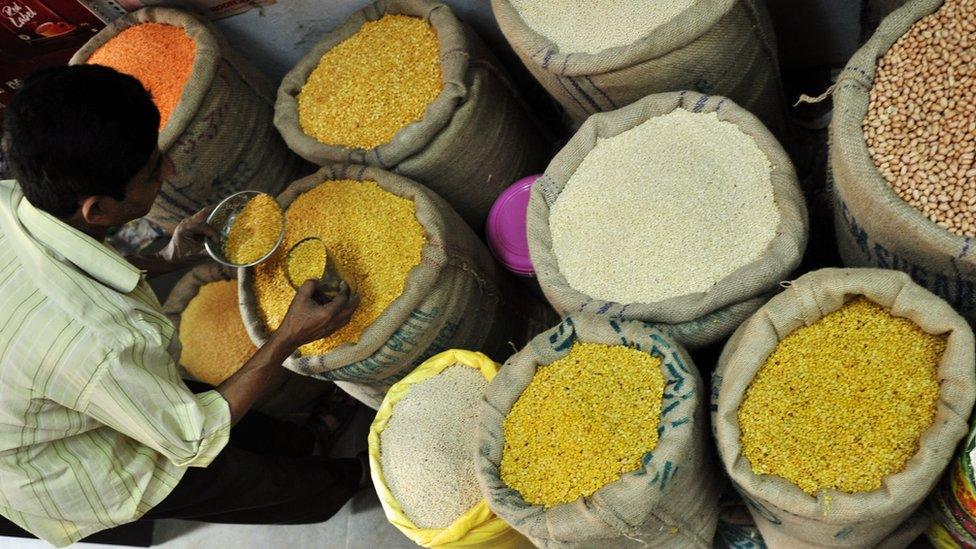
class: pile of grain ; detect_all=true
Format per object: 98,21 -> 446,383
739,297 -> 944,495
549,108 -> 778,305
297,14 -> 442,150
501,342 -> 665,507
380,365 -> 488,528
865,0 -> 976,237
225,194 -> 283,265
510,0 -> 693,54
179,280 -> 257,385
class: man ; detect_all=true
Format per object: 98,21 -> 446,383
0,64 -> 364,547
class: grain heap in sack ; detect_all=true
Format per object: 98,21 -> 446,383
476,315 -> 720,548
239,164 -> 552,409
71,7 -> 306,234
162,263 -> 333,418
831,0 -> 976,325
490,0 -> 788,139
714,268 -> 976,548
369,349 -> 527,548
275,0 -> 550,230
527,92 -> 807,349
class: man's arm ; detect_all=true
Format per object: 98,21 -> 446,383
126,208 -> 217,277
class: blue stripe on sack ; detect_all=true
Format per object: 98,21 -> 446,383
555,75 -> 589,115
693,94 -> 710,113
659,461 -> 674,491
596,301 -> 613,315
585,76 -> 617,109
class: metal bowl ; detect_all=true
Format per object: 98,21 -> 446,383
204,190 -> 285,268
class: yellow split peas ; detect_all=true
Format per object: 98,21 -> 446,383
225,194 -> 282,265
297,14 -> 442,149
501,342 -> 665,507
253,180 -> 425,356
739,297 -> 944,495
286,238 -> 327,288
179,280 -> 257,386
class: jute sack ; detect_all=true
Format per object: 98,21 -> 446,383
830,0 -> 976,326
369,349 -> 529,548
527,92 -> 808,349
476,315 -> 720,548
868,0 -> 912,28
240,164 -> 555,409
162,263 -> 332,418
71,7 -> 307,233
490,0 -> 788,139
713,268 -> 976,548
275,0 -> 550,231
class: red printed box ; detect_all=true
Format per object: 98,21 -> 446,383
0,0 -> 103,57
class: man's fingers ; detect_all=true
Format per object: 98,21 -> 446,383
192,206 -> 215,222
297,280 -> 316,299
192,222 -> 219,242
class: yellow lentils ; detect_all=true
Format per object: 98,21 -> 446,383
286,238 -> 327,289
225,194 -> 283,265
179,280 -> 257,386
739,297 -> 945,495
501,342 -> 665,507
253,180 -> 426,356
297,14 -> 442,149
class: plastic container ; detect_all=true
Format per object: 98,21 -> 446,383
487,175 -> 541,296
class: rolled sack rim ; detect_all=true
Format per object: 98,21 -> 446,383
830,0 -> 976,266
528,90 -> 808,325
274,0 -> 471,167
489,0 -> 735,77
475,315 -> 702,543
68,6 -> 222,152
237,163 -> 449,377
714,267 -> 976,524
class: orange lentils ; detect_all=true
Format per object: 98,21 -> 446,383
179,279 -> 257,386
88,23 -> 196,130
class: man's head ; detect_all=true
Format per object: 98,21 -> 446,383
1,64 -> 163,227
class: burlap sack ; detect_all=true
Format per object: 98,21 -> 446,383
713,268 -> 976,548
868,0 -> 912,28
527,92 -> 808,349
490,0 -> 787,139
274,0 -> 550,231
476,315 -> 720,548
239,164 -> 555,409
71,7 -> 307,233
830,0 -> 976,327
162,263 -> 333,418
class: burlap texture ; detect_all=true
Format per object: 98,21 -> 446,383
490,0 -> 787,139
713,268 -> 976,548
830,0 -> 976,327
70,7 -> 306,233
475,315 -> 720,548
274,0 -> 550,231
239,164 -> 554,409
527,92 -> 807,349
162,262 -> 333,418
868,0 -> 912,27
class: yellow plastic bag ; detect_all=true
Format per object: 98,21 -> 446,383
368,349 -> 528,548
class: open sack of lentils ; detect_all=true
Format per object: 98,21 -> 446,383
476,315 -> 720,547
238,164 -> 551,409
275,0 -> 550,230
831,0 -> 976,324
713,268 -> 976,547
527,91 -> 808,349
70,7 -> 305,235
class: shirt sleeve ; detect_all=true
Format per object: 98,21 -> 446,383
77,338 -> 231,468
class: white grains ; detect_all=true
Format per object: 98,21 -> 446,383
380,365 -> 488,529
511,0 -> 693,54
550,109 -> 779,305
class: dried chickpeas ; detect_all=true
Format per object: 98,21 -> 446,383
253,180 -> 426,356
865,0 -> 976,237
88,23 -> 196,130
739,297 -> 945,495
297,14 -> 442,150
501,342 -> 665,507
224,194 -> 283,265
179,279 -> 257,385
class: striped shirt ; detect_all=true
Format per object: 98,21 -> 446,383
0,180 -> 231,547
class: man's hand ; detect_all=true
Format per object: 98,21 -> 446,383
275,281 -> 360,350
160,207 -> 218,265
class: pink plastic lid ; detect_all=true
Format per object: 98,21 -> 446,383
487,175 -> 540,277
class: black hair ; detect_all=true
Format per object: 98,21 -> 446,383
1,64 -> 160,218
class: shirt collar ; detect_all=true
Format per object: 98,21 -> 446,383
16,195 -> 142,294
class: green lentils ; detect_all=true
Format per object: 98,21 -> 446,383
739,297 -> 945,495
501,342 -> 665,507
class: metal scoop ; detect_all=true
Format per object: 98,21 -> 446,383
285,237 -> 351,304
204,190 -> 285,268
